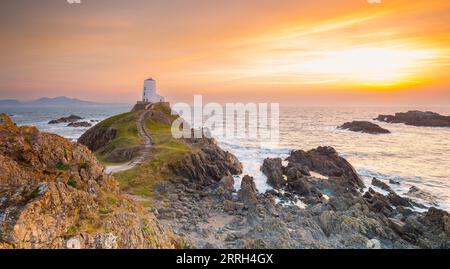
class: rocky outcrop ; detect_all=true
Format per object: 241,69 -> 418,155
375,111 -> 450,128
144,143 -> 450,249
0,114 -> 181,249
78,126 -> 117,152
286,146 -> 365,189
338,121 -> 390,134
68,121 -> 92,128
49,115 -> 82,124
238,175 -> 258,211
261,158 -> 285,188
372,178 -> 392,191
170,137 -> 243,184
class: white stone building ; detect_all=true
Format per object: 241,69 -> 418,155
142,78 -> 165,103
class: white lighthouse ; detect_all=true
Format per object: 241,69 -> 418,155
142,78 -> 165,103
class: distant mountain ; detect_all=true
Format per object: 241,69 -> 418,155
0,99 -> 21,106
0,96 -> 118,106
27,96 -> 102,106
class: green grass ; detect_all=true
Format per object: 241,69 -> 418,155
93,111 -> 143,164
55,162 -> 70,171
67,178 -> 77,188
80,162 -> 89,170
114,111 -> 194,197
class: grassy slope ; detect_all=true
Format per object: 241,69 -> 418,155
113,104 -> 197,197
94,111 -> 142,164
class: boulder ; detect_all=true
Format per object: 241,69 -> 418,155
286,146 -> 365,189
67,121 -> 92,128
261,158 -> 285,189
338,121 -> 390,134
238,175 -> 258,211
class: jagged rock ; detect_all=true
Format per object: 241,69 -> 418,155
372,178 -> 392,191
0,114 -> 181,249
238,175 -> 258,211
338,121 -> 390,134
261,158 -> 285,189
286,166 -> 322,198
389,179 -> 400,185
375,111 -> 450,128
49,115 -> 82,124
387,191 -> 413,208
286,146 -> 365,189
363,188 -> 394,216
170,138 -> 243,184
67,121 -> 92,128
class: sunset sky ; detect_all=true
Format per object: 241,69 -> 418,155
0,0 -> 449,105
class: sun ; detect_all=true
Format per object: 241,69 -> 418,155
300,47 -> 435,86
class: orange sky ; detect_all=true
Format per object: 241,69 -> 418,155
0,0 -> 449,105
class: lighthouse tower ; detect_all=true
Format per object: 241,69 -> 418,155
143,78 -> 165,103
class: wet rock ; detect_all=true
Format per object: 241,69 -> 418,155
375,110 -> 450,128
49,115 -> 83,124
338,121 -> 390,134
389,179 -> 400,185
261,158 -> 285,189
363,188 -> 394,216
372,178 -> 392,191
67,121 -> 92,128
217,176 -> 235,200
387,191 -> 413,208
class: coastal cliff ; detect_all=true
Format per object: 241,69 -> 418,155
0,113 -> 181,249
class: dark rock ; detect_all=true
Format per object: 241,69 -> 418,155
67,121 -> 92,128
375,110 -> 450,128
363,188 -> 394,216
338,121 -> 390,134
170,139 -> 243,184
48,115 -> 83,124
387,191 -> 413,208
286,146 -> 365,189
78,126 -> 117,152
286,166 -> 322,198
238,175 -> 258,211
372,178 -> 392,191
389,179 -> 400,185
261,158 -> 285,189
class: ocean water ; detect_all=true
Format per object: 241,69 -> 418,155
215,106 -> 450,211
1,105 -> 449,211
1,105 -> 131,140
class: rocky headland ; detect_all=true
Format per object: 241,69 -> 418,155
375,111 -> 450,128
0,113 -> 181,249
338,121 -> 391,134
2,104 -> 449,249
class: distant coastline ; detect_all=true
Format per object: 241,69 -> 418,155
0,96 -> 127,107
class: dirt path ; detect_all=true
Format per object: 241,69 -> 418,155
106,105 -> 153,174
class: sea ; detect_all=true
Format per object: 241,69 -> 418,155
2,105 -> 450,211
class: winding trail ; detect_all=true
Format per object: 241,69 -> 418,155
106,104 -> 154,174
